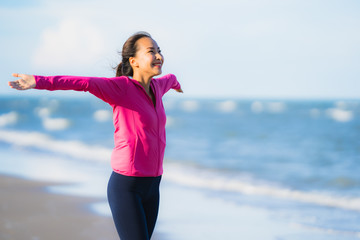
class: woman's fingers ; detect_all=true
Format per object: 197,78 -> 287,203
9,73 -> 22,90
12,73 -> 26,80
8,80 -> 23,90
8,73 -> 36,90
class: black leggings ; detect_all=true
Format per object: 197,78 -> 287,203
107,171 -> 161,240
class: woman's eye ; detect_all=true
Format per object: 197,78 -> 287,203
148,49 -> 161,54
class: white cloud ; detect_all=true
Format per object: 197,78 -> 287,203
32,18 -> 106,70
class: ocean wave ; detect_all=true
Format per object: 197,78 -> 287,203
93,109 -> 112,122
164,162 -> 360,212
266,102 -> 286,113
34,106 -> 71,130
293,223 -> 360,238
42,117 -> 71,131
166,116 -> 175,127
291,223 -> 360,238
2,129 -> 359,212
34,107 -> 52,118
251,101 -> 264,113
326,108 -> 354,122
216,100 -> 237,113
0,111 -> 18,127
0,130 -> 111,162
180,100 -> 200,112
250,101 -> 286,114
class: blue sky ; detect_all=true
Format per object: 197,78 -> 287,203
1,0 -> 359,99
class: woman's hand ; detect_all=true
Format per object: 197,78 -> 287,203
176,88 -> 183,93
8,73 -> 36,90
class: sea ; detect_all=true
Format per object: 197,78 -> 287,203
0,94 -> 359,239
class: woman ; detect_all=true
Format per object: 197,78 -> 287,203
8,32 -> 183,240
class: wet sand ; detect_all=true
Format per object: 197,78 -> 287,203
0,174 -> 162,240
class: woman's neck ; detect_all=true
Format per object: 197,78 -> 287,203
132,72 -> 152,92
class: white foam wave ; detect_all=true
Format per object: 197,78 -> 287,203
35,107 -> 52,118
0,130 -> 111,162
250,101 -> 286,114
251,101 -> 264,113
0,111 -> 19,127
217,100 -> 237,113
267,102 -> 286,113
93,109 -> 112,122
164,163 -> 360,212
33,104 -> 71,131
42,117 -> 71,131
35,99 -> 60,117
181,100 -> 200,112
166,116 -> 175,127
326,108 -> 353,122
292,223 -> 360,238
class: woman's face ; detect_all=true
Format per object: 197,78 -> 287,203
130,37 -> 164,78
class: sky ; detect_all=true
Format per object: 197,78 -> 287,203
0,0 -> 359,99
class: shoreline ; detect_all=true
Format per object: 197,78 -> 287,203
1,172 -> 359,240
0,174 -> 164,240
1,164 -> 359,240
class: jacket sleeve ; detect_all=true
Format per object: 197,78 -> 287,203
155,74 -> 181,96
34,75 -> 126,105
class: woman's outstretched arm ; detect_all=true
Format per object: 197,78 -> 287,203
8,73 -> 36,90
8,73 -> 128,105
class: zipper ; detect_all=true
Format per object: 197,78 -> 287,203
130,78 -> 161,174
150,83 -> 161,175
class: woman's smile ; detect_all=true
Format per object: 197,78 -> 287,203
152,61 -> 163,68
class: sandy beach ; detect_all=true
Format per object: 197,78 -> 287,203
0,174 -> 164,240
1,170 -> 359,240
0,172 -> 290,240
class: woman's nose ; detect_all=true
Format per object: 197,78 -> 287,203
156,53 -> 163,61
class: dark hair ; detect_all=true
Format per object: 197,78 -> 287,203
115,32 -> 152,77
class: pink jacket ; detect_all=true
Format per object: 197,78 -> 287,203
34,74 -> 181,177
